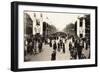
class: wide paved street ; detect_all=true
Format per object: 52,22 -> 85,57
25,39 -> 71,62
25,38 -> 90,62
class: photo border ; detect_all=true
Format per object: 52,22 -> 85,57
11,1 -> 98,72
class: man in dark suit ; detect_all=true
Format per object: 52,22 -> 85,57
51,51 -> 56,60
63,43 -> 65,53
53,40 -> 57,51
77,40 -> 83,59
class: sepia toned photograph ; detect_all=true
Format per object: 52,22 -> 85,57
11,2 -> 97,71
24,11 -> 91,62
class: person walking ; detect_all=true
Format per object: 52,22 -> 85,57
29,40 -> 33,55
73,48 -> 77,59
63,43 -> 65,53
69,41 -> 73,59
34,39 -> 37,54
77,39 -> 84,59
38,39 -> 43,53
49,39 -> 52,47
53,40 -> 57,51
51,51 -> 56,60
58,42 -> 60,52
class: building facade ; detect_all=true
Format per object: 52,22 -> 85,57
76,15 -> 90,41
24,13 -> 33,36
32,13 -> 43,36
77,16 -> 85,38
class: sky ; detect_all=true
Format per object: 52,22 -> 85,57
25,11 -> 85,31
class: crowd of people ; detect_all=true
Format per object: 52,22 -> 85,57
24,34 -> 43,56
50,36 -> 90,60
24,34 -> 90,61
68,36 -> 90,60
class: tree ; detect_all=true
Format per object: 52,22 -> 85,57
63,23 -> 75,36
